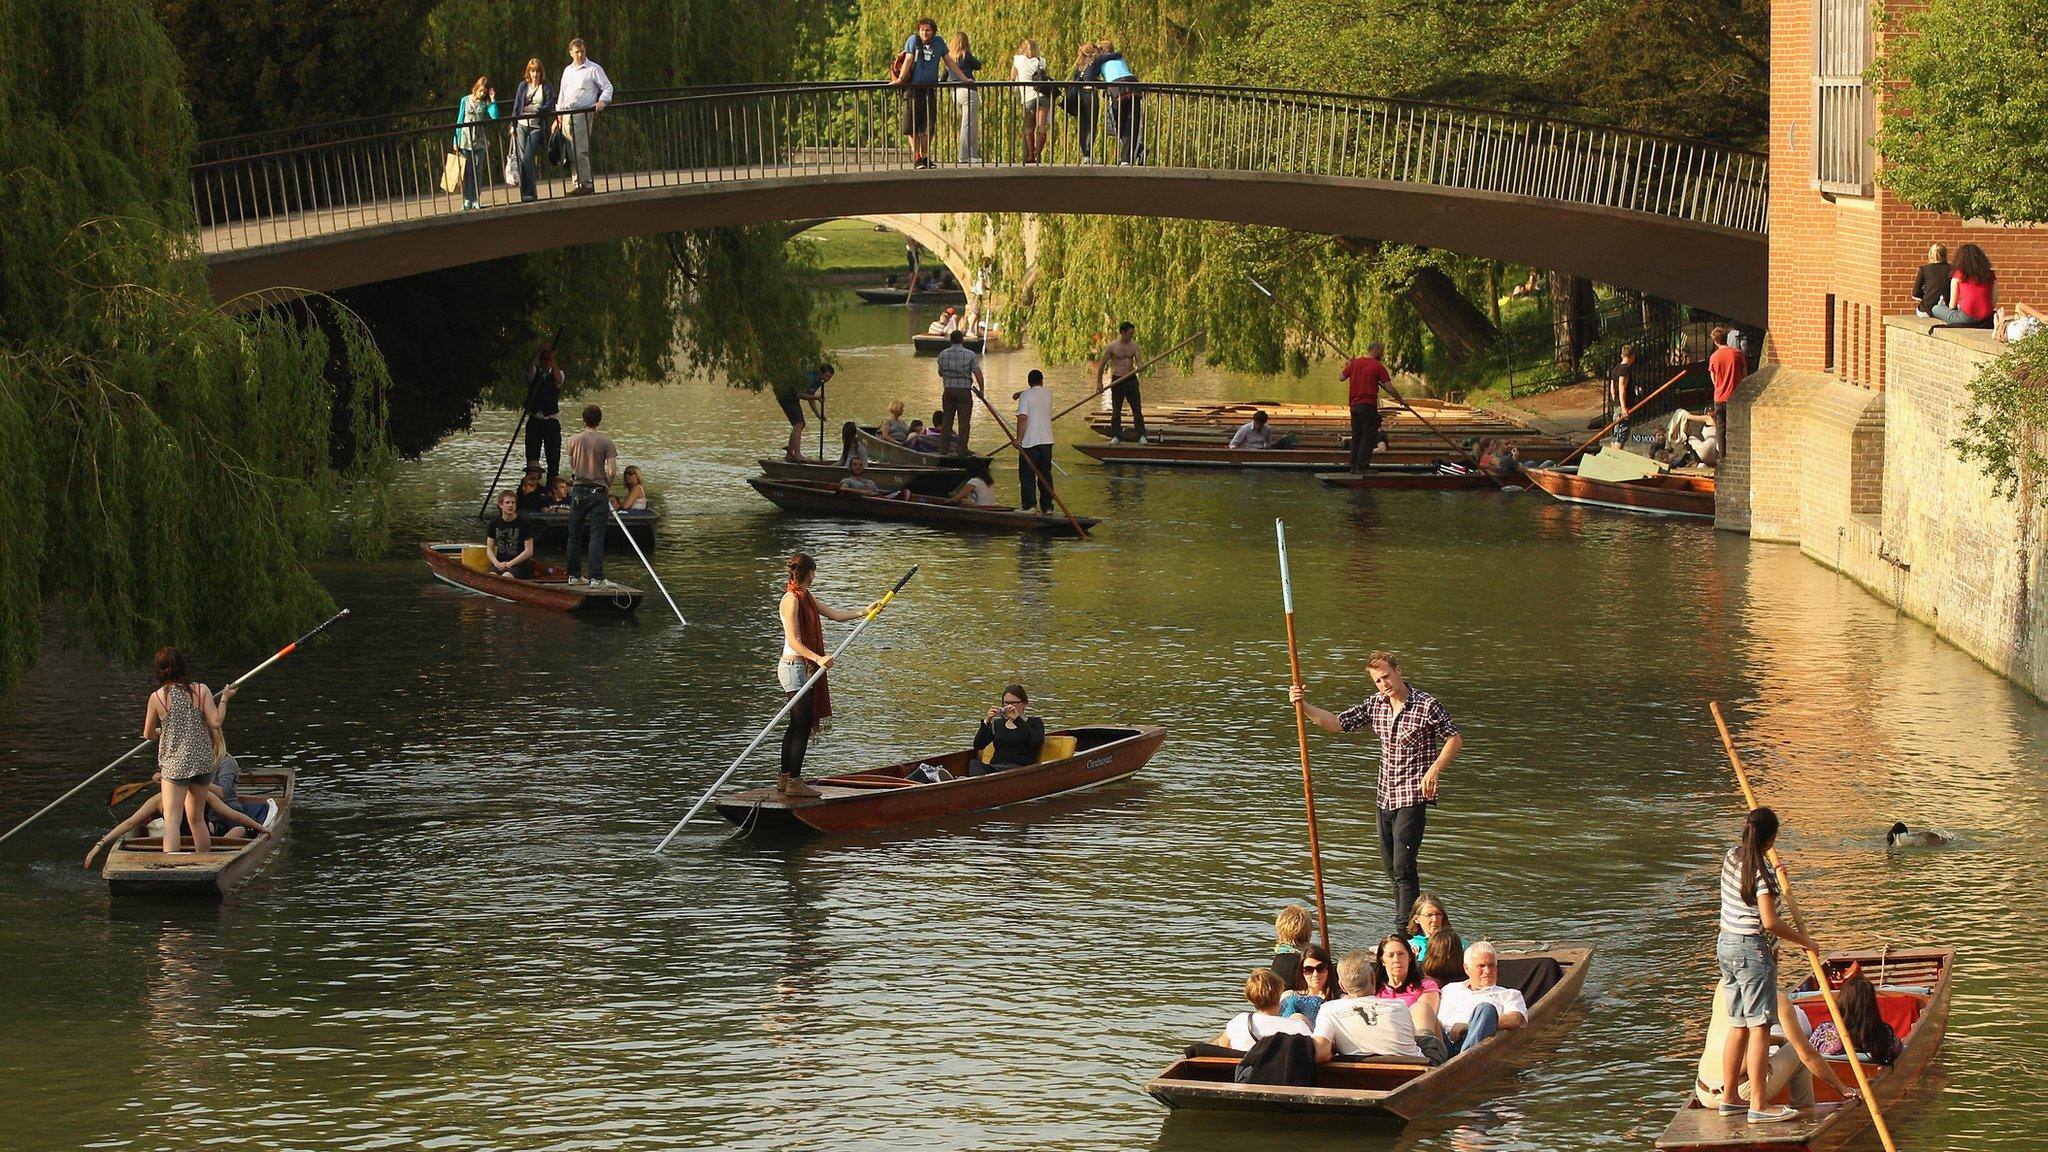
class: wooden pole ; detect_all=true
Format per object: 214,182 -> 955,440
1708,702 -> 1898,1151
1276,519 -> 1333,949
973,387 -> 1089,539
1554,370 -> 1685,468
1049,330 -> 1207,424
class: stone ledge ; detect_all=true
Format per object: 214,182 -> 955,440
1884,314 -> 2002,361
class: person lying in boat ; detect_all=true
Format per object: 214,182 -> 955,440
883,401 -> 912,442
927,307 -> 962,336
515,466 -> 551,514
1313,950 -> 1448,1065
1435,940 -> 1526,1056
970,684 -> 1043,775
1269,904 -> 1314,990
486,491 -> 535,579
1212,967 -> 1333,1059
909,415 -> 946,453
1694,982 -> 1858,1112
1809,972 -> 1902,1066
546,477 -> 573,510
1228,410 -> 1275,450
836,457 -> 901,497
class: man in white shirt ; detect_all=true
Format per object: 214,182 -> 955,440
1436,941 -> 1528,1056
1228,410 -> 1275,450
1014,369 -> 1056,513
935,331 -> 983,455
1313,950 -> 1448,1065
556,37 -> 614,194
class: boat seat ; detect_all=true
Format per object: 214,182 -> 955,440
977,733 -> 1078,766
1793,989 -> 1926,1039
460,544 -> 491,573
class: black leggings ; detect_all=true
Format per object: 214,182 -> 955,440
525,415 -> 561,485
779,690 -> 815,777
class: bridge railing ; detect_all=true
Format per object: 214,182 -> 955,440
191,82 -> 1767,254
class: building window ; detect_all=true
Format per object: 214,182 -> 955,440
1815,0 -> 1872,194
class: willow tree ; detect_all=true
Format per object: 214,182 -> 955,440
0,0 -> 394,694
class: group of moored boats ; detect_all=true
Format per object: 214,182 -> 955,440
746,428 -> 1095,535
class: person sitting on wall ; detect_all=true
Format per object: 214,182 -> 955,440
1930,243 -> 1996,327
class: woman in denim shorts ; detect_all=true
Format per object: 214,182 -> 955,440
1716,806 -> 1823,1124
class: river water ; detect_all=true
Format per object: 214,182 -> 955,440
3,296 -> 2045,1151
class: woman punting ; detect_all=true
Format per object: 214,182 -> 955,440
777,554 -> 876,798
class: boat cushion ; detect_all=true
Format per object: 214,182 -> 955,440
1580,446 -> 1667,483
977,733 -> 1078,766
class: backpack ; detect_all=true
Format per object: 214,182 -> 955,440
1231,1014 -> 1319,1086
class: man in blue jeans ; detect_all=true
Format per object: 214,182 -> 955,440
564,405 -> 617,585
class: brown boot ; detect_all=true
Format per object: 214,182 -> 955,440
777,774 -> 822,799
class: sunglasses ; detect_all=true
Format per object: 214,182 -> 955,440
1001,698 -> 1024,706
1301,963 -> 1327,974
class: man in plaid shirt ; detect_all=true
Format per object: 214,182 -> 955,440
1292,650 -> 1464,928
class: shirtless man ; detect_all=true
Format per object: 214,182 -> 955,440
1095,321 -> 1145,442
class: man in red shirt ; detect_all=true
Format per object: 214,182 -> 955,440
1707,327 -> 1745,448
1341,342 -> 1391,473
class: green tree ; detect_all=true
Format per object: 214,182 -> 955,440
1876,0 -> 2048,225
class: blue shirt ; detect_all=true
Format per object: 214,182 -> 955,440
1279,992 -> 1325,1025
901,34 -> 949,85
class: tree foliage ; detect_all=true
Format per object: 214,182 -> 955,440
1876,0 -> 2048,225
1953,332 -> 2048,507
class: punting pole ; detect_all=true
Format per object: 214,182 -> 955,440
972,387 -> 1089,539
1245,277 -> 1513,485
1048,330 -> 1208,424
655,566 -> 918,852
609,505 -> 686,626
0,609 -> 352,850
1709,701 -> 1898,1152
1555,370 -> 1685,468
1276,520 -> 1333,949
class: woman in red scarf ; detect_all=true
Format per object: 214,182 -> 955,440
777,554 -> 876,797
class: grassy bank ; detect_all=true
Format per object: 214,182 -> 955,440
795,219 -> 913,277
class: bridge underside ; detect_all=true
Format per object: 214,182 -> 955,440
205,168 -> 1765,323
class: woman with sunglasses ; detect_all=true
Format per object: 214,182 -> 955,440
971,684 -> 1042,775
1279,943 -> 1336,1025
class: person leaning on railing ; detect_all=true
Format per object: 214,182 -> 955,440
511,58 -> 556,203
556,37 -> 614,196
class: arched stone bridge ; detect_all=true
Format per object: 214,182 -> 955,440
194,82 -> 1768,322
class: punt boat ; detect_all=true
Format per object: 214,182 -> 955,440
1147,944 -> 1594,1119
1523,466 -> 1715,519
911,333 -> 985,356
757,456 -> 974,496
1075,442 -> 1508,471
746,478 -> 1097,536
102,769 -> 294,898
855,428 -> 994,478
1656,947 -> 1954,1152
714,724 -> 1165,833
854,286 -> 967,306
484,506 -> 658,550
1316,470 -> 1502,491
421,543 -> 644,612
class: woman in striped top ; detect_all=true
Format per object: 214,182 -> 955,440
1717,807 -> 1824,1124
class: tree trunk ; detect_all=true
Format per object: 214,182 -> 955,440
1405,267 -> 1498,365
1549,272 -> 1597,375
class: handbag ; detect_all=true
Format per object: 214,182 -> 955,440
503,139 -> 520,187
888,51 -> 912,86
441,151 -> 466,195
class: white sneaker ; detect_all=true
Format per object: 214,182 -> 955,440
566,576 -> 587,586
1080,156 -> 1094,165
1747,1107 -> 1800,1124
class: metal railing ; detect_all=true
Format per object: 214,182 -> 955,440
192,82 -> 1769,255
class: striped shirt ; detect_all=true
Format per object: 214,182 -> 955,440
1336,688 -> 1459,810
1718,847 -> 1780,936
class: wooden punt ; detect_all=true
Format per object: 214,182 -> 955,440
1147,944 -> 1593,1119
747,478 -> 1097,536
714,724 -> 1165,833
757,457 -> 972,496
103,770 -> 294,898
911,333 -> 985,356
853,428 -> 994,478
1077,442 -> 1470,471
421,543 -> 645,612
854,286 -> 968,305
1316,470 -> 1502,491
1655,947 -> 1954,1152
479,506 -> 657,550
1523,466 -> 1716,519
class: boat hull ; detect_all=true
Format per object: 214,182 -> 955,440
854,429 -> 993,478
1523,466 -> 1715,518
1147,945 -> 1593,1119
715,725 -> 1165,833
1316,470 -> 1501,491
1075,443 -> 1480,471
757,457 -> 971,496
421,543 -> 644,612
912,334 -> 985,356
1655,947 -> 1954,1152
747,478 -> 1096,536
854,286 -> 967,305
103,770 -> 294,899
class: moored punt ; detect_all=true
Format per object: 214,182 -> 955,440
1316,470 -> 1502,491
853,285 -> 968,306
420,543 -> 644,612
1147,944 -> 1593,1119
854,428 -> 994,478
102,770 -> 294,899
714,724 -> 1165,833
481,506 -> 657,550
1656,947 -> 1954,1152
746,477 -> 1098,536
911,333 -> 985,356
1523,466 -> 1715,519
757,456 -> 972,496
1079,442 -> 1479,471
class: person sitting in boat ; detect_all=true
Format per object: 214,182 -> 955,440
884,401 -> 912,442
1694,983 -> 1858,1112
837,456 -> 897,497
83,727 -> 273,869
611,465 -> 648,511
1212,967 -> 1331,1059
927,307 -> 961,336
1228,410 -> 1275,450
1312,950 -> 1445,1065
1808,973 -> 1902,1066
971,684 -> 1044,775
838,421 -> 867,467
947,475 -> 999,507
1279,943 -> 1336,1025
1374,933 -> 1446,1044
1435,940 -> 1526,1056
909,412 -> 946,453
1407,893 -> 1467,985
1269,904 -> 1314,990
546,477 -> 573,510
486,491 -> 535,579
514,466 -> 550,514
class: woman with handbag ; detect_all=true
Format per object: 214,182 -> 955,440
454,76 -> 499,210
510,58 -> 554,203
1013,38 -> 1051,163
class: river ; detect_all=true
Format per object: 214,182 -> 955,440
3,295 -> 2044,1151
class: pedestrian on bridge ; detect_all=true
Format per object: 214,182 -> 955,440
1064,44 -> 1102,163
454,76 -> 498,211
557,37 -> 613,196
946,31 -> 983,163
1088,43 -> 1144,165
1013,40 -> 1052,163
895,19 -> 971,170
511,58 -> 555,203
936,330 -> 984,454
